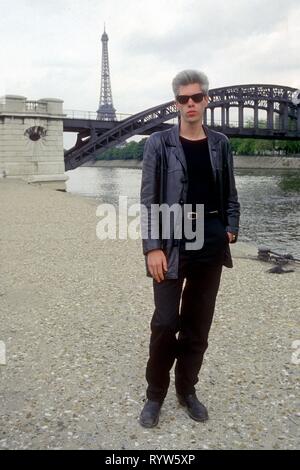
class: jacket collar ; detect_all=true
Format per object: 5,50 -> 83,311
165,123 -> 220,180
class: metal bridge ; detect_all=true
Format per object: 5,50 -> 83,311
64,84 -> 300,171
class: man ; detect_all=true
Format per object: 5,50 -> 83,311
139,70 -> 240,428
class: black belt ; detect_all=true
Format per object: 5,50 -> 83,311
186,210 -> 219,219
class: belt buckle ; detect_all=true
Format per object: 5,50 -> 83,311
205,210 -> 219,217
187,211 -> 197,220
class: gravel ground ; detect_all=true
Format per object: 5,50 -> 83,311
0,178 -> 299,450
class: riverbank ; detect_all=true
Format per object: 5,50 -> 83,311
0,178 -> 299,450
84,155 -> 300,170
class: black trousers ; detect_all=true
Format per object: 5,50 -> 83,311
145,218 -> 225,403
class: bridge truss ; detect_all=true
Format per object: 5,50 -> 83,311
64,84 -> 300,171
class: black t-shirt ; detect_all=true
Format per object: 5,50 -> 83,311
179,136 -> 218,212
178,136 -> 225,264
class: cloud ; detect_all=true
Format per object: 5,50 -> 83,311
0,0 -> 299,115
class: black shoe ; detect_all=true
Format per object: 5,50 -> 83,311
139,399 -> 162,428
177,393 -> 208,422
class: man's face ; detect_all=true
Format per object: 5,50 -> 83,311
175,83 -> 209,124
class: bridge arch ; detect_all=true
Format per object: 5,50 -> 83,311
64,84 -> 300,170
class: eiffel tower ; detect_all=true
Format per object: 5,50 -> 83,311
97,25 -> 116,121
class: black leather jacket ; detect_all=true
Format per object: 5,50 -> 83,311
140,123 -> 240,278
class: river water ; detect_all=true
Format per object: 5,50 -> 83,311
65,166 -> 300,258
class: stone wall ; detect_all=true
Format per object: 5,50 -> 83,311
234,155 -> 300,170
85,156 -> 300,170
0,95 -> 66,181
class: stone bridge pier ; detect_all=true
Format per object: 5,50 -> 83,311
0,95 -> 67,182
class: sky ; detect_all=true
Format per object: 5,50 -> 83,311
1,0 -> 299,117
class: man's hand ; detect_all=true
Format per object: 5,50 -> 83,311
147,250 -> 168,283
227,232 -> 236,243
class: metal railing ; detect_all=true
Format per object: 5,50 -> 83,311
205,119 -> 290,130
64,109 -> 132,121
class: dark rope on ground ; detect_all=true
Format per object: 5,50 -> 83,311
233,245 -> 299,274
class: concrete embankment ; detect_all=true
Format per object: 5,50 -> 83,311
85,156 -> 300,170
0,178 -> 299,450
234,156 -> 300,170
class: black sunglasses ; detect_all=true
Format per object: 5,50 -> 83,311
176,92 -> 206,104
